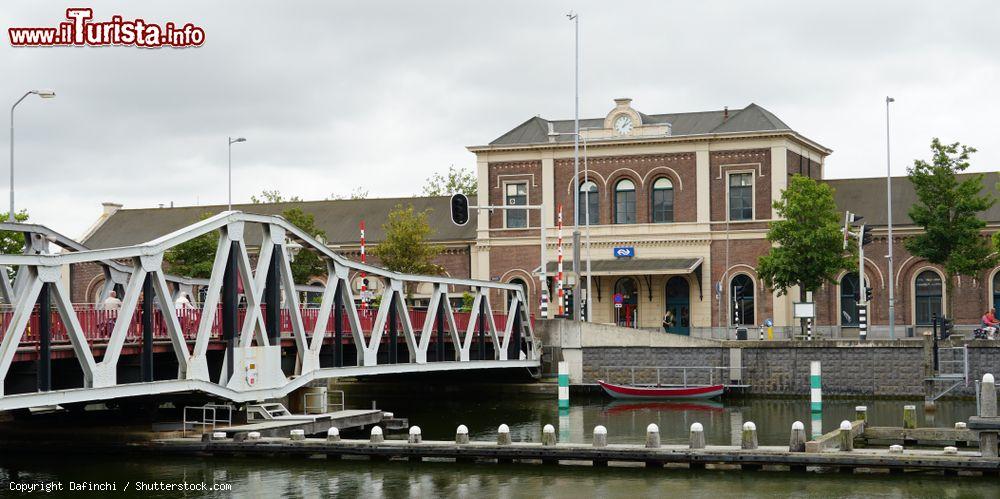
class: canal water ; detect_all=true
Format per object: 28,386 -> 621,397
0,391 -> 994,498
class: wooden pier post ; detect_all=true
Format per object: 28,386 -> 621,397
789,421 -> 806,452
979,373 -> 998,458
408,426 -> 422,444
689,423 -> 705,449
741,422 -> 758,450
497,424 -> 512,446
456,425 -> 470,445
592,425 -> 607,448
645,423 -> 660,448
838,421 -> 853,451
542,424 -> 557,446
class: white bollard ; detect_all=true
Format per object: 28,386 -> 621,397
370,426 -> 384,444
542,424 -> 557,446
456,424 -> 470,445
689,422 -> 705,449
979,373 -> 998,458
497,424 -> 512,446
789,421 -> 806,452
408,426 -> 422,444
954,422 -> 968,430
593,425 -> 607,448
327,427 -> 340,442
247,431 -> 261,441
839,420 -> 853,451
943,446 -> 958,455
290,429 -> 305,441
741,422 -> 758,450
645,423 -> 660,448
211,431 -> 227,440
889,444 -> 904,454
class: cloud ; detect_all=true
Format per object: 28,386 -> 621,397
1,0 -> 998,238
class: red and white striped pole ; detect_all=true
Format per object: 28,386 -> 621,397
557,205 -> 564,317
360,220 -> 368,313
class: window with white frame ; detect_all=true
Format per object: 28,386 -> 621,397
728,172 -> 753,221
505,182 -> 528,228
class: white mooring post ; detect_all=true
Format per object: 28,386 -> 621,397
408,426 -> 422,444
593,425 -> 607,447
542,424 -> 557,446
839,420 -> 853,451
558,361 -> 570,409
327,427 -> 340,442
789,421 -> 806,452
645,423 -> 661,448
497,424 -> 512,445
689,423 -> 705,449
370,426 -> 384,444
247,431 -> 261,441
979,373 -> 998,458
290,429 -> 305,441
456,425 -> 470,445
741,422 -> 758,450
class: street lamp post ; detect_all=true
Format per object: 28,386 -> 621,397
885,96 -> 895,339
228,136 -> 246,211
10,90 -> 56,222
567,11 -> 582,322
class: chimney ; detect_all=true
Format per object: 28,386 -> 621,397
723,106 -> 729,120
101,202 -> 123,217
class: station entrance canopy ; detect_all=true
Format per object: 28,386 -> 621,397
534,257 -> 704,299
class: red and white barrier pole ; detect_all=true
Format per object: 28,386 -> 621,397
557,205 -> 564,317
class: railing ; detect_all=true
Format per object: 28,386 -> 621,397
182,403 -> 233,436
601,365 -> 747,387
1,304 -> 519,347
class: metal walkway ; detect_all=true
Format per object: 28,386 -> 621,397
0,212 -> 540,411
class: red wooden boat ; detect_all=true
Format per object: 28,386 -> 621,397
598,380 -> 725,400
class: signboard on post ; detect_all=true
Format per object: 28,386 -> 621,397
793,302 -> 816,319
613,246 -> 635,258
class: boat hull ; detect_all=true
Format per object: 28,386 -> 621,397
598,380 -> 725,400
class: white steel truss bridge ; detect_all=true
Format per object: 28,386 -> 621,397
0,212 -> 539,411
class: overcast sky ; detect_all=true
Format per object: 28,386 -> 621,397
2,1 -> 999,238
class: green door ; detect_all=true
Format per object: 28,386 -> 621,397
664,276 -> 691,335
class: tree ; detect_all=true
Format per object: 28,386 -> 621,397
757,175 -> 854,332
371,204 -> 443,278
421,165 -> 477,196
163,213 -> 218,278
905,138 -> 996,318
0,210 -> 30,279
251,190 -> 302,204
281,208 -> 327,284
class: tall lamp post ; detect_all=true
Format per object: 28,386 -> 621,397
10,90 -> 56,222
885,97 -> 895,339
567,11 -> 582,322
228,136 -> 246,211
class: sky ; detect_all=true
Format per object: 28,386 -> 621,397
2,1 -> 999,238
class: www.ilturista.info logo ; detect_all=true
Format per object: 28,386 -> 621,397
8,8 -> 205,48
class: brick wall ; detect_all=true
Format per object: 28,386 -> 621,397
488,160 -> 542,232
709,149 -> 771,223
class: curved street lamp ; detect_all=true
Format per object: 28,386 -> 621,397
10,89 -> 56,222
228,136 -> 246,211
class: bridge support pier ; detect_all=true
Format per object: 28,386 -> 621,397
333,283 -> 343,367
141,274 -> 154,383
435,297 -> 445,362
37,283 -> 51,392
265,244 -> 281,346
223,243 -> 239,383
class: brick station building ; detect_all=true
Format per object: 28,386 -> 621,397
75,98 -> 1000,338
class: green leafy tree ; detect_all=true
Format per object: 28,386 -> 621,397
329,187 -> 369,200
163,213 -> 218,278
251,190 -> 302,204
0,210 -> 30,279
905,138 -> 996,318
757,175 -> 854,332
421,165 -> 477,196
371,204 -> 443,291
282,208 -> 327,284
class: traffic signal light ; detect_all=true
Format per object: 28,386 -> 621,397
865,287 -> 872,302
941,317 -> 953,339
450,193 -> 469,226
861,224 -> 873,246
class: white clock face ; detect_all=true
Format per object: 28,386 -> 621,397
614,115 -> 633,134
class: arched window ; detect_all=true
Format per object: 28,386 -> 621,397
914,270 -> 942,325
614,179 -> 636,224
508,278 -> 526,311
840,273 -> 860,326
651,177 -> 674,223
731,274 -> 755,326
993,271 -> 1000,313
578,181 -> 599,226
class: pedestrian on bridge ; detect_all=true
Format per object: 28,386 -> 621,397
102,290 -> 122,312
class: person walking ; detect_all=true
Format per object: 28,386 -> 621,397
662,309 -> 675,333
